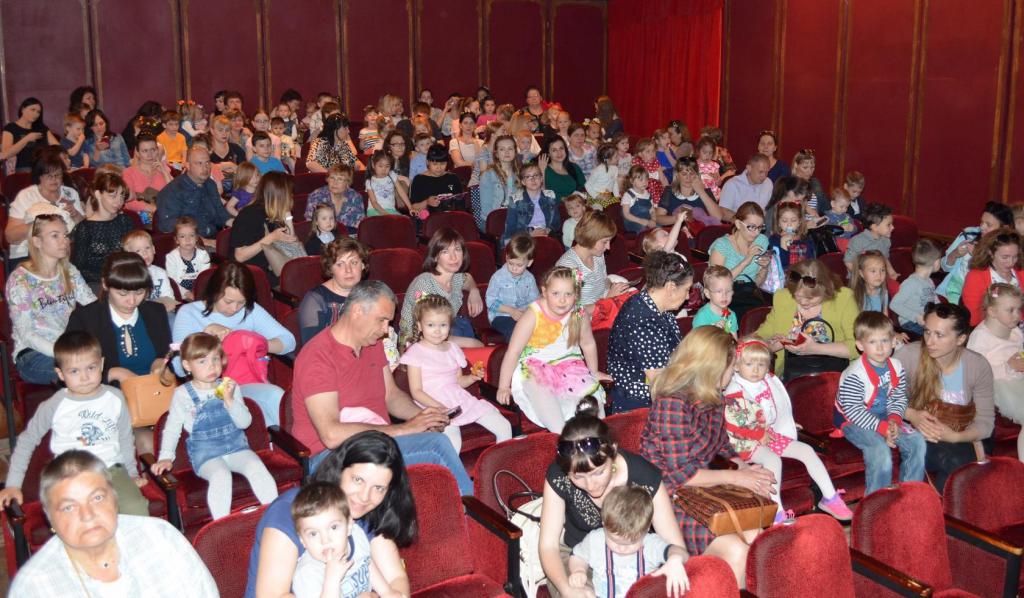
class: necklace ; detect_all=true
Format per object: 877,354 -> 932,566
65,544 -> 119,597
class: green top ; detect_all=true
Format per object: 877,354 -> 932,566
756,286 -> 859,372
545,163 -> 585,200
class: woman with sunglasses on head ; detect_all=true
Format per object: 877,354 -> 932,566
895,303 -> 995,491
641,327 -> 775,587
538,396 -> 690,598
791,149 -> 827,215
959,228 -> 1024,326
708,202 -> 771,321
756,130 -> 790,183
756,259 -> 858,380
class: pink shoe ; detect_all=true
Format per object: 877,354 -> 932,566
773,508 -> 794,525
818,491 -> 853,521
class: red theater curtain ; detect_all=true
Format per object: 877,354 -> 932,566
608,0 -> 723,138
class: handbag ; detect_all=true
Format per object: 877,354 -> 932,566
925,400 -> 976,432
493,470 -> 547,598
262,223 -> 307,276
673,484 -> 776,543
781,317 -> 851,381
121,373 -> 176,427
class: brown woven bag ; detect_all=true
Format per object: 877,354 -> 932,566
673,485 -> 777,542
925,400 -> 976,432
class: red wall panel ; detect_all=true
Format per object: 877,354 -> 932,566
418,0 -> 480,99
914,0 -> 1004,235
779,0 -> 841,188
722,1 -> 775,153
184,0 -> 262,114
345,0 -> 411,116
552,2 -> 604,119
266,0 -> 339,107
1005,11 -> 1024,203
94,0 -> 180,131
1,1 -> 89,131
488,0 -> 544,110
841,0 -> 916,209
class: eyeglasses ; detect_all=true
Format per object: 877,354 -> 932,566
556,437 -> 603,459
522,174 -> 542,180
741,223 -> 766,233
788,271 -> 818,287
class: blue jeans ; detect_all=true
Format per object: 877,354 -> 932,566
240,383 -> 284,427
900,321 -> 925,335
310,431 -> 473,496
490,316 -> 517,343
452,315 -> 476,341
843,423 -> 926,495
16,349 -> 59,385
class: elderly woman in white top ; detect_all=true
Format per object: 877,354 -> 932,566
8,450 -> 218,598
5,147 -> 85,265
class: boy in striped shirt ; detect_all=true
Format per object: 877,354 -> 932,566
834,311 -> 926,495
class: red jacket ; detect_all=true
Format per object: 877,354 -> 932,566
962,267 -> 1024,326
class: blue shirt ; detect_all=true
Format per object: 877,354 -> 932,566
156,174 -> 232,238
607,291 -> 683,413
83,134 -> 131,168
868,362 -> 891,418
115,317 -> 157,376
244,487 -> 376,598
485,265 -> 540,322
60,138 -> 87,168
252,155 -> 287,174
409,153 -> 427,181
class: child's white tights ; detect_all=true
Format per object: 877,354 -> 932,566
197,449 -> 279,519
442,409 -> 513,453
751,440 -> 836,508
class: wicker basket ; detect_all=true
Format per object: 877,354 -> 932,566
673,484 -> 777,537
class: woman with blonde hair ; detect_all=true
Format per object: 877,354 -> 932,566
229,171 -> 302,285
556,210 -> 628,309
641,326 -> 775,586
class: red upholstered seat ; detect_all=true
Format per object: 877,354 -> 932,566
890,215 -> 919,249
695,224 -> 731,254
278,256 -> 325,304
605,408 -> 648,453
606,233 -> 632,274
890,246 -> 914,281
943,457 -> 1024,595
484,209 -> 508,256
467,240 -> 497,285
369,247 -> 423,293
853,481 -> 1011,597
293,172 -> 327,195
358,214 -> 418,250
626,555 -> 739,597
193,504 -> 268,598
473,432 -> 558,516
1,432 -> 167,574
819,251 -> 848,281
152,232 -> 176,268
148,398 -> 302,536
528,236 -> 565,278
739,305 -> 771,337
215,227 -> 232,262
402,464 -> 519,596
425,210 -> 481,242
748,513 -> 930,597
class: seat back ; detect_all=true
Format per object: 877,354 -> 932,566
943,456 -> 1024,531
890,215 -> 919,249
358,215 -> 417,250
739,305 -> 771,337
452,165 -> 473,188
529,236 -> 565,278
20,432 -> 55,503
696,224 -> 732,253
485,208 -> 508,242
466,240 -> 497,283
784,373 -> 841,437
604,203 -> 626,236
626,555 -> 739,597
605,408 -> 648,453
193,505 -> 268,598
193,264 -> 276,316
293,172 -> 327,195
154,398 -> 272,474
819,251 -> 848,281
605,234 -> 631,275
425,211 -> 480,242
280,308 -> 301,350
291,193 -> 309,222
2,173 -> 31,201
368,248 -> 422,293
851,482 -> 953,590
747,514 -> 856,598
592,327 -> 610,372
890,246 -> 914,281
216,227 -> 232,262
152,232 -> 176,268
279,256 -> 325,299
401,464 -> 475,591
472,432 -> 559,514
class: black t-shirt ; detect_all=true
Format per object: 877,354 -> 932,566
210,142 -> 246,164
545,450 -> 663,547
3,122 -> 50,171
229,203 -> 281,273
410,173 -> 464,213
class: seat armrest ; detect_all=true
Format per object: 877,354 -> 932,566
4,500 -> 25,526
272,352 -> 295,369
690,249 -> 709,262
945,514 -> 1024,558
797,430 -> 831,453
463,495 -> 524,597
945,513 -> 1023,597
850,548 -> 932,596
4,501 -> 30,566
272,288 -> 301,308
138,452 -> 178,491
268,425 -> 312,477
628,252 -> 644,264
462,496 -> 523,542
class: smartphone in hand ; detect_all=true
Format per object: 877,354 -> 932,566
447,406 -> 463,419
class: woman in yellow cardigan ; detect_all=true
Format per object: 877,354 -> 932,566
756,259 -> 859,380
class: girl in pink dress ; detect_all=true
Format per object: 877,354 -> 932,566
399,294 -> 513,452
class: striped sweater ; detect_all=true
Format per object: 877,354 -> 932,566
834,354 -> 907,436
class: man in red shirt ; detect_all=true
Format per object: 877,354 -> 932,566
292,280 -> 473,494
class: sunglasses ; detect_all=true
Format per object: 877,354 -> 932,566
556,437 -> 603,459
788,271 -> 818,287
